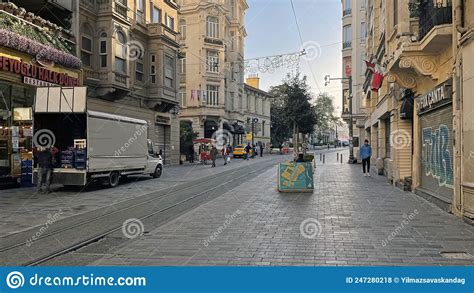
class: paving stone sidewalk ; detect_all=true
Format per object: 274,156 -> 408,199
0,154 -> 285,237
94,149 -> 474,266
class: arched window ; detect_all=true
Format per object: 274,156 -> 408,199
99,32 -> 107,68
81,24 -> 93,67
115,31 -> 127,73
206,16 -> 219,39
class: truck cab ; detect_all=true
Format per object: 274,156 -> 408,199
146,139 -> 163,178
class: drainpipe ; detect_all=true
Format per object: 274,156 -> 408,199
454,0 -> 467,34
452,0 -> 464,214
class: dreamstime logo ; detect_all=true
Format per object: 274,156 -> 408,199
299,218 -> 322,239
121,218 -> 144,239
126,41 -> 144,61
6,271 -> 25,289
203,209 -> 242,247
211,127 -> 233,149
390,130 -> 411,150
114,124 -> 148,157
300,41 -> 322,61
26,209 -> 63,247
33,129 -> 56,148
381,209 -> 419,247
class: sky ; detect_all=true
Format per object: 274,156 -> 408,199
245,0 -> 343,115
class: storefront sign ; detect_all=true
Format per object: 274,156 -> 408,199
416,80 -> 452,115
0,56 -> 80,87
23,76 -> 57,87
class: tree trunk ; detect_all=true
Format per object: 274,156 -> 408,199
292,122 -> 296,158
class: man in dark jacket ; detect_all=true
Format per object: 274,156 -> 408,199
37,147 -> 53,193
210,145 -> 218,168
244,143 -> 251,160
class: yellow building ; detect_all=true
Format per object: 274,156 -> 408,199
363,0 -> 474,222
78,0 -> 181,164
341,0 -> 368,161
178,0 -> 249,145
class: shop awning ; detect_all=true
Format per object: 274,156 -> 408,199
34,87 -> 87,113
193,138 -> 215,144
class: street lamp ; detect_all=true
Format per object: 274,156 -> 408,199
324,74 -> 356,163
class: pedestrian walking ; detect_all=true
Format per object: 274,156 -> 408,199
222,145 -> 230,166
259,143 -> 264,157
295,153 -> 305,162
36,147 -> 53,193
188,145 -> 195,163
360,139 -> 372,177
210,145 -> 218,168
244,143 -> 251,160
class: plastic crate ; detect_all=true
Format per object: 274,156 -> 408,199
75,163 -> 86,170
75,149 -> 86,155
74,139 -> 87,149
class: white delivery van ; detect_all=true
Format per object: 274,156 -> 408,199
32,87 -> 163,187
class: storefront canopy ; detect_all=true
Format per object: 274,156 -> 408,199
34,87 -> 86,113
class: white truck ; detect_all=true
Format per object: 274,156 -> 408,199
33,87 -> 163,187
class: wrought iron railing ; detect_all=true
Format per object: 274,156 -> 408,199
410,0 -> 452,41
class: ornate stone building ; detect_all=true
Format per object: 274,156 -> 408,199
341,0 -> 368,160
78,0 -> 181,164
177,0 -> 249,145
363,0 -> 474,223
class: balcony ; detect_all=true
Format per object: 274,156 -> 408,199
148,23 -> 178,45
83,69 -> 130,100
113,0 -> 128,19
410,0 -> 452,41
343,8 -> 351,16
343,41 -> 352,49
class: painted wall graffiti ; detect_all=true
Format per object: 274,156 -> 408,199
421,124 -> 453,188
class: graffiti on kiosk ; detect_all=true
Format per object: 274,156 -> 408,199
421,124 -> 453,188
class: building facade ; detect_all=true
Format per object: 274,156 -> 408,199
341,0 -> 368,160
362,0 -> 474,223
178,0 -> 249,146
243,76 -> 271,149
78,0 -> 181,164
454,0 -> 474,224
0,2 -> 82,187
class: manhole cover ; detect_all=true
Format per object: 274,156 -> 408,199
440,252 -> 474,259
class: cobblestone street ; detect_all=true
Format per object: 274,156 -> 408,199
0,154 -> 282,237
59,149 -> 474,266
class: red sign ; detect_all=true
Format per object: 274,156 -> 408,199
0,56 -> 79,87
345,64 -> 352,77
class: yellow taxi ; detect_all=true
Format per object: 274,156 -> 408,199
232,144 -> 247,158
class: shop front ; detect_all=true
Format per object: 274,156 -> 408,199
0,49 -> 81,187
415,79 -> 454,210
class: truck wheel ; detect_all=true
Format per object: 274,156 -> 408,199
152,165 -> 162,178
108,171 -> 120,187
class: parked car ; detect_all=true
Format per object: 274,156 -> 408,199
232,144 -> 255,158
232,145 -> 247,158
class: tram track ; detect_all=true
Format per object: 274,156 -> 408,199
0,157 -> 284,266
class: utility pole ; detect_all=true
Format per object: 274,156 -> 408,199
348,76 -> 355,162
252,119 -> 255,146
324,74 -> 355,163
